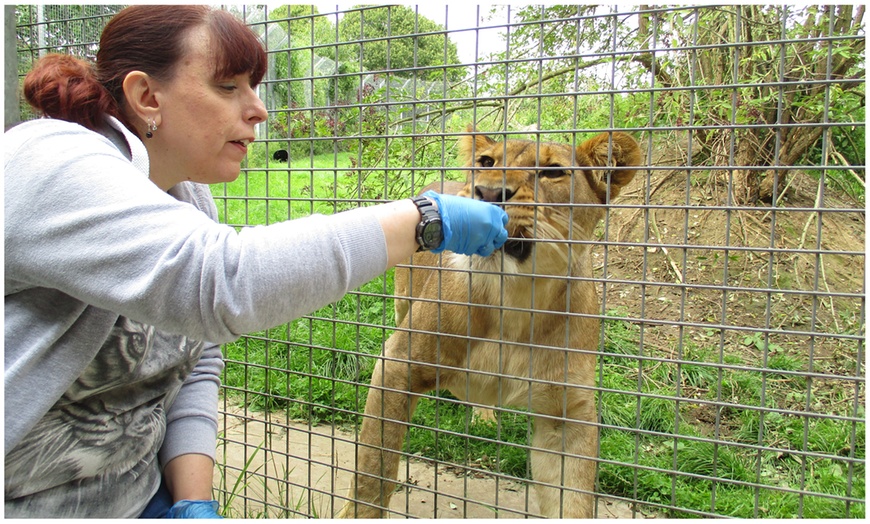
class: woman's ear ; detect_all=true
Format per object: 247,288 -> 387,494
122,71 -> 161,129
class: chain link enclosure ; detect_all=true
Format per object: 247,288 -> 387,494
12,4 -> 865,518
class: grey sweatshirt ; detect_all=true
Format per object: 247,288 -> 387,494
4,116 -> 388,517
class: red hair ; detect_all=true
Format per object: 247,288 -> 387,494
23,5 -> 267,134
23,54 -> 119,132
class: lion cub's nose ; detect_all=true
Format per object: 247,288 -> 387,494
474,185 -> 515,203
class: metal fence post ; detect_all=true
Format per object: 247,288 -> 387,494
5,5 -> 20,130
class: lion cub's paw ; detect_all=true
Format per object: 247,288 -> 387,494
472,407 -> 497,424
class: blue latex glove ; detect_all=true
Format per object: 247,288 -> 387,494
423,190 -> 509,257
165,500 -> 223,519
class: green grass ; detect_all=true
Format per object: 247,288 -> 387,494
216,149 -> 864,518
222,272 -> 393,425
211,149 -> 356,227
222,301 -> 865,518
593,314 -> 865,518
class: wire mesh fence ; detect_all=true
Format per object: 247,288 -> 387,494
11,4 -> 865,519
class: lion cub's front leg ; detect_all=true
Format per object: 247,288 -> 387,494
337,362 -> 410,517
529,384 -> 598,518
338,328 -> 440,518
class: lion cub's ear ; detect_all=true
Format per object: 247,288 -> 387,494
458,124 -> 497,166
577,132 -> 642,199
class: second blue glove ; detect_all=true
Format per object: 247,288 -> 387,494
423,191 -> 509,257
165,499 -> 223,519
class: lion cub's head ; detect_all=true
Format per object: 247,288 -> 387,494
456,128 -> 641,261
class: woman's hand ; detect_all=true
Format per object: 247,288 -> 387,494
423,191 -> 509,257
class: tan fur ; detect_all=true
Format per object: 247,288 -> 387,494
338,128 -> 641,518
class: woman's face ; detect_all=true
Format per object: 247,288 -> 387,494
146,26 -> 267,190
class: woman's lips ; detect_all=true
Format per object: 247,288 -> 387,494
230,139 -> 251,154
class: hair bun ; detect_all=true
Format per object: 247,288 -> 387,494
23,53 -> 117,131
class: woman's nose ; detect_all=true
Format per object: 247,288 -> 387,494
246,88 -> 268,124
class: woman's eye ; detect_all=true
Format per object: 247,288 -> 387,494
478,156 -> 494,168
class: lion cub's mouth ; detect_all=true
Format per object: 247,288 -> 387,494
496,205 -> 536,262
502,238 -> 532,261
465,194 -> 535,262
501,226 -> 533,262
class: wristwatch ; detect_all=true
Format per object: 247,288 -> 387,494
411,195 -> 443,252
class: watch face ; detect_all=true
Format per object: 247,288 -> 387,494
422,221 -> 443,248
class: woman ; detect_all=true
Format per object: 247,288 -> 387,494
4,5 -> 507,518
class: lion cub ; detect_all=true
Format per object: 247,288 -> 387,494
338,128 -> 641,518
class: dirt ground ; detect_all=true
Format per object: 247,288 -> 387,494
215,406 -> 655,519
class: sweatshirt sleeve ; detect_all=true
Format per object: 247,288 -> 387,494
158,341 -> 224,466
4,121 -> 389,344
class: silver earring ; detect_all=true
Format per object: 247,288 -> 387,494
145,119 -> 157,139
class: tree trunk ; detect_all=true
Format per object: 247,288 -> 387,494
757,126 -> 825,204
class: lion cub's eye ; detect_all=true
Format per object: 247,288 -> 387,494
478,156 -> 495,168
538,165 -> 567,178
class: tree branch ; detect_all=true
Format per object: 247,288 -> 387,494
508,58 -> 611,96
389,58 -> 615,126
632,53 -> 674,88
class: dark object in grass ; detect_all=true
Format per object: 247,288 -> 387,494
272,149 -> 288,162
